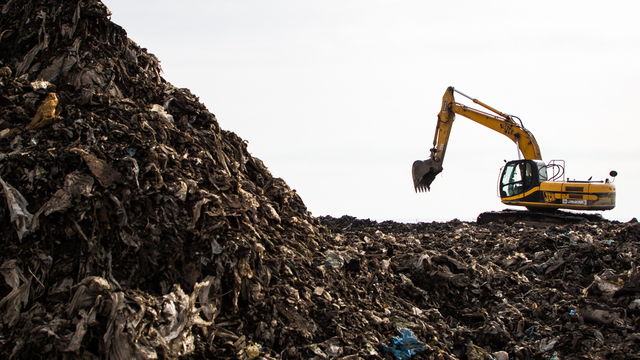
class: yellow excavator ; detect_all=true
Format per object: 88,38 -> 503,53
412,86 -> 617,224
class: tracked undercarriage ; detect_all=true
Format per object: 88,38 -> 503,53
477,209 -> 607,227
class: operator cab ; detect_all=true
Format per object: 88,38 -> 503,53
499,160 -> 547,198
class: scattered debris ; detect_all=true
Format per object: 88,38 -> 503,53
0,1 -> 638,359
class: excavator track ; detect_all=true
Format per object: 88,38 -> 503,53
477,209 -> 606,227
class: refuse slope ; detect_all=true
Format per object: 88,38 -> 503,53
1,1 -> 639,359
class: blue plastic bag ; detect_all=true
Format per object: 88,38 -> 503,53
381,328 -> 425,360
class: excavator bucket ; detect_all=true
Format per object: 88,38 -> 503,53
412,159 -> 442,192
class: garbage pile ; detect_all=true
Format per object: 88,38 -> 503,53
0,1 -> 639,359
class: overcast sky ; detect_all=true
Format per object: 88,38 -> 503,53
103,1 -> 639,223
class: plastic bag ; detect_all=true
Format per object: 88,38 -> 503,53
381,328 -> 425,360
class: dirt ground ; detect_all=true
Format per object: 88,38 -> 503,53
1,1 -> 639,359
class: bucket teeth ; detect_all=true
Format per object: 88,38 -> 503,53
414,184 -> 429,193
412,159 -> 441,193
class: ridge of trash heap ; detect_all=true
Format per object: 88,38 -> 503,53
0,1 -> 638,359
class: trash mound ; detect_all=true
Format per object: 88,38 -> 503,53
1,1 -> 639,359
0,0 -> 318,358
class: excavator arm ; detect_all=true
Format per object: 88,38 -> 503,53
412,86 -> 542,192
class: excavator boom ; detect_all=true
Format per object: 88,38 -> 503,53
412,87 -> 541,192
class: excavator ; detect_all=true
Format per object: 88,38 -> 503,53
412,86 -> 617,225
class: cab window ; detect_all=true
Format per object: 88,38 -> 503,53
536,161 -> 548,182
501,162 -> 533,197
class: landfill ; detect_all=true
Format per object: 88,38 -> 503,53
0,1 -> 639,359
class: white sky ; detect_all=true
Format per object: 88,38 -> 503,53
103,1 -> 639,223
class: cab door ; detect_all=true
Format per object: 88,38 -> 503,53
499,160 -> 535,199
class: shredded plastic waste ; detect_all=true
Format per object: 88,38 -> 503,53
1,1 -> 639,359
381,328 -> 425,360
